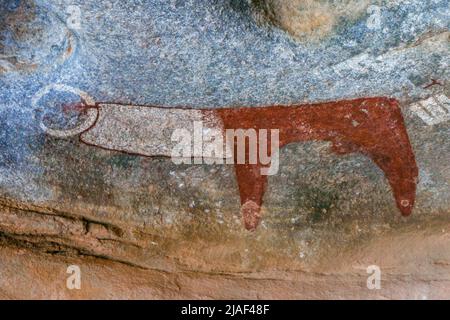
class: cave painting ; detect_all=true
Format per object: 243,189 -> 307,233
38,89 -> 418,231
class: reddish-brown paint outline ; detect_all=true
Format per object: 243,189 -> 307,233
61,97 -> 419,231
215,97 -> 418,230
423,79 -> 444,89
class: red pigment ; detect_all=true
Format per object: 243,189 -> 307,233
423,79 -> 443,89
62,101 -> 90,113
213,97 -> 418,230
74,97 -> 418,231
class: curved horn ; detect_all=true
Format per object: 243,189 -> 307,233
33,84 -> 98,138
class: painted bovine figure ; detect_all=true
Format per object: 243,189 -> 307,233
38,88 -> 418,231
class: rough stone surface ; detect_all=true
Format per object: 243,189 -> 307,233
0,0 -> 449,299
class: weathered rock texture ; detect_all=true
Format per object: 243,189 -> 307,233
0,0 -> 449,299
250,0 -> 376,40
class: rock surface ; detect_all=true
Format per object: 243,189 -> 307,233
0,0 -> 449,299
